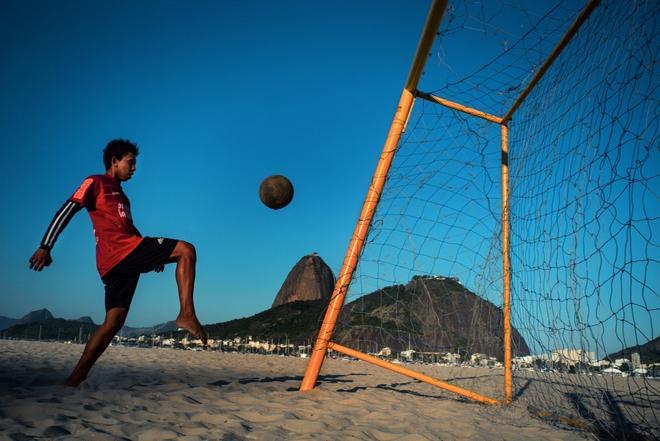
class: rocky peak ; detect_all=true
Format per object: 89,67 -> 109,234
272,254 -> 335,308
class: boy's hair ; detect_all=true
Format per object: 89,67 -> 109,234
103,139 -> 139,170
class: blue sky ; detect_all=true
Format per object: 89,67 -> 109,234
4,0 -> 654,361
2,0 -> 452,326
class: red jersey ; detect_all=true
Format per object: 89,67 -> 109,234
69,175 -> 143,277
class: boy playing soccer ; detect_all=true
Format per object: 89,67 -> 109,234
29,139 -> 207,387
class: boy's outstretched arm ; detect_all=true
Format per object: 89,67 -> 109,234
29,200 -> 83,271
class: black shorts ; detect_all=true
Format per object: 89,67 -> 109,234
102,237 -> 178,311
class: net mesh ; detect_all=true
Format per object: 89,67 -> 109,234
331,0 -> 659,438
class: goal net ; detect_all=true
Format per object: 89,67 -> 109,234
319,0 -> 658,437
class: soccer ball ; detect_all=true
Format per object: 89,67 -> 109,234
259,175 -> 294,210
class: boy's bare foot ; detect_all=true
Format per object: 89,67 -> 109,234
175,314 -> 207,345
64,371 -> 86,387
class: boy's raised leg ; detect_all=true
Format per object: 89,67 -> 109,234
169,241 -> 207,345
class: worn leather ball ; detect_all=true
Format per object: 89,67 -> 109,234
259,175 -> 294,210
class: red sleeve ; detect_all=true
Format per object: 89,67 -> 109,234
68,176 -> 96,208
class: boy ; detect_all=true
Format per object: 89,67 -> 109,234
29,139 -> 207,386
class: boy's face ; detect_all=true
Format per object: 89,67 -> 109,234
112,153 -> 137,181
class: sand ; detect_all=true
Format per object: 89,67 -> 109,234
0,340 -> 598,440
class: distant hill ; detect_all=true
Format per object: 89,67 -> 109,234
16,308 -> 54,324
3,318 -> 99,341
120,321 -> 178,338
1,309 -> 57,331
606,336 -> 660,364
272,254 -> 335,308
0,316 -> 18,332
201,300 -> 326,343
1,308 -> 183,340
77,316 -> 96,325
334,276 -> 530,360
2,317 -> 180,340
198,275 -> 530,360
5,274 -> 531,361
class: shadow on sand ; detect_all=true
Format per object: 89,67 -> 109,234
565,391 -> 653,441
208,373 -> 368,391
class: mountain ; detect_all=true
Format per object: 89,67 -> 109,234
3,318 -> 99,341
606,336 -> 660,364
16,309 -> 53,325
0,316 -> 18,332
0,307 -> 180,339
3,316 -> 178,341
1,309 -> 56,331
77,316 -> 96,325
334,276 -> 531,360
0,309 -> 98,340
199,275 -> 530,360
5,275 -> 531,361
119,321 -> 178,338
202,300 -> 326,343
272,253 -> 335,308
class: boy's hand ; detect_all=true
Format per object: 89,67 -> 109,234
29,248 -> 53,271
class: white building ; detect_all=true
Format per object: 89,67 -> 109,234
162,338 -> 177,347
377,347 -> 392,357
613,358 -> 631,368
631,352 -> 641,370
632,368 -> 648,377
400,349 -> 415,361
591,359 -> 610,368
480,357 -> 497,367
470,353 -> 487,365
551,349 -> 595,366
513,355 -> 535,365
602,367 -> 623,375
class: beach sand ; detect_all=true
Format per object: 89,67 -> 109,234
0,340 -> 598,440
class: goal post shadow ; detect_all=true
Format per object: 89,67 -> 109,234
299,0 -> 601,406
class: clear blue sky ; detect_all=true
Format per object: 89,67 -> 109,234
1,0 -> 455,326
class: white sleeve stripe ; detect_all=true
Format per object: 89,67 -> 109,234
43,201 -> 77,246
43,201 -> 74,246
